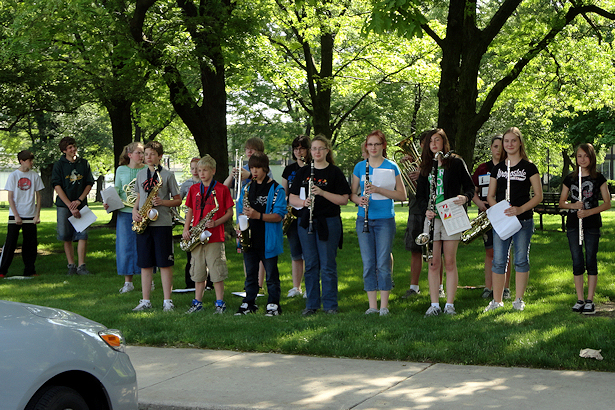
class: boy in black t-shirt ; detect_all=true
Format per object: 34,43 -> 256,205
235,153 -> 287,316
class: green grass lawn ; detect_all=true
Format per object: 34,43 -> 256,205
0,203 -> 613,371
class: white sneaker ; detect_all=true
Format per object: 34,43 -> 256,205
443,305 -> 456,315
512,298 -> 525,311
379,307 -> 390,316
287,287 -> 302,298
424,305 -> 442,317
365,308 -> 379,315
484,300 -> 504,312
439,288 -> 446,298
133,299 -> 152,311
119,282 -> 134,294
163,300 -> 175,312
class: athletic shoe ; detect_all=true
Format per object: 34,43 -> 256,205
512,298 -> 525,311
67,264 -> 77,276
439,288 -> 446,298
163,300 -> 175,312
443,305 -> 456,315
582,300 -> 596,315
572,300 -> 585,313
481,288 -> 493,299
303,292 -> 307,299
133,299 -> 152,311
185,300 -> 203,314
379,307 -> 390,316
214,302 -> 226,314
324,309 -> 338,315
424,305 -> 442,317
287,287 -> 302,298
265,303 -> 281,316
365,308 -> 379,315
119,282 -> 134,294
402,289 -> 420,298
503,288 -> 511,299
235,302 -> 257,315
76,264 -> 92,275
484,300 -> 504,312
302,308 -> 318,316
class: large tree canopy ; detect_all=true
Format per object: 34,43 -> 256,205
368,0 -> 615,168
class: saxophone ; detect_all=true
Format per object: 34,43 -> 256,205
180,191 -> 219,252
132,171 -> 162,234
237,178 -> 253,250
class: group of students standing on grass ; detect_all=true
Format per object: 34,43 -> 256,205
1,129 -> 608,318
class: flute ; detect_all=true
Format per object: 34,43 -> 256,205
578,169 -> 583,246
506,160 -> 510,203
363,158 -> 370,233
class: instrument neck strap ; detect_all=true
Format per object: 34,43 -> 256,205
143,165 -> 163,193
199,180 -> 217,216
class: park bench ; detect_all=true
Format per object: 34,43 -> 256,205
534,192 -> 566,231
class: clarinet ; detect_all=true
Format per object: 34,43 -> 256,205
307,160 -> 315,234
578,169 -> 584,246
362,159 -> 370,233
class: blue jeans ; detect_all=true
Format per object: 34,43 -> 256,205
243,249 -> 281,306
356,217 -> 395,291
567,228 -> 600,276
493,218 -> 534,274
116,212 -> 141,276
298,216 -> 342,310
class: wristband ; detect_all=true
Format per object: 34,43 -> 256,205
77,198 -> 83,203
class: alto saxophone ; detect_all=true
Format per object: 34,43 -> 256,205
237,178 -> 253,250
132,171 -> 162,234
180,191 -> 219,252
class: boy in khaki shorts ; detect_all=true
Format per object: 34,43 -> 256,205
183,155 -> 234,313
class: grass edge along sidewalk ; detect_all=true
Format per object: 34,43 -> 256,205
0,204 -> 613,372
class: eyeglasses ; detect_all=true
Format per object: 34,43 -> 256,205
366,143 -> 383,148
311,147 -> 328,152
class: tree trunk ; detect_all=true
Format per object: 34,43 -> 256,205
40,164 -> 54,208
105,99 -> 134,168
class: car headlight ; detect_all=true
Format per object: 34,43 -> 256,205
98,329 -> 126,353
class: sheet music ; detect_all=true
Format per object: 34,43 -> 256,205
68,206 -> 98,232
436,197 -> 471,236
369,168 -> 395,201
101,186 -> 124,213
486,200 -> 522,240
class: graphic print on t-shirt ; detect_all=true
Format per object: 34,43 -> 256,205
17,177 -> 32,191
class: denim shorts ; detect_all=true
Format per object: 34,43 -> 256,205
56,206 -> 88,242
492,218 -> 534,274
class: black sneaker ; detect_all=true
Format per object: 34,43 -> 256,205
572,300 -> 585,313
302,308 -> 318,316
235,302 -> 258,315
582,300 -> 596,315
265,303 -> 281,316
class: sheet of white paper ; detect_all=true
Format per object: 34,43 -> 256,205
436,198 -> 471,236
368,168 -> 396,201
101,186 -> 124,213
486,200 -> 522,240
68,206 -> 98,232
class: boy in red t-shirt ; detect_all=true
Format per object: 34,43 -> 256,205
182,155 -> 234,313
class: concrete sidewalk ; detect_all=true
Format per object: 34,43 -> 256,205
128,346 -> 614,410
